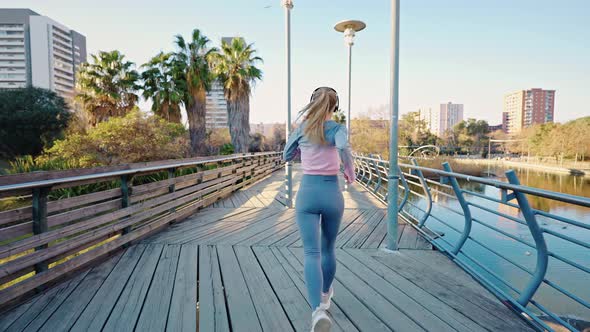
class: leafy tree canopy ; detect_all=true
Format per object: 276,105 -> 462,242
39,110 -> 188,167
0,87 -> 71,158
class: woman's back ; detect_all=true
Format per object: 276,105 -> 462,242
283,120 -> 355,181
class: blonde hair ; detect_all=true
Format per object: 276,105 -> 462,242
300,87 -> 338,144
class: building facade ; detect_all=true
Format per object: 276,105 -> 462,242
0,9 -> 86,101
439,102 -> 464,136
418,108 -> 438,134
501,111 -> 509,132
503,88 -> 555,134
420,103 -> 464,137
205,80 -> 228,129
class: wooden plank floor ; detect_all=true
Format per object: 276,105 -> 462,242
0,167 -> 533,331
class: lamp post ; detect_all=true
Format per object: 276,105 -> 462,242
282,0 -> 294,208
386,0 -> 401,250
334,20 -> 366,142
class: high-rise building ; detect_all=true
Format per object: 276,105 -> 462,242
0,9 -> 86,101
439,102 -> 464,136
418,108 -> 438,134
419,103 -> 463,136
503,88 -> 555,134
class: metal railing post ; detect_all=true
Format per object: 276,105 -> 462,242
411,159 -> 432,227
360,157 -> 369,185
364,158 -> 373,187
371,158 -> 382,194
505,170 -> 549,306
32,186 -> 50,273
442,162 -> 472,254
397,165 -> 409,212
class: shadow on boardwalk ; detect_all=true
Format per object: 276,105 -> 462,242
0,167 -> 533,331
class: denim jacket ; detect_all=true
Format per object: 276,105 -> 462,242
283,120 -> 355,182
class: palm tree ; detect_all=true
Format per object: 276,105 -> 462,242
76,50 -> 140,125
172,29 -> 217,156
211,38 -> 262,153
141,52 -> 182,123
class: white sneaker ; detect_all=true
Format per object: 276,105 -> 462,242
319,286 -> 334,310
311,307 -> 332,332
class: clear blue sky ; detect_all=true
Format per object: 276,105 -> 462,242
6,0 -> 590,124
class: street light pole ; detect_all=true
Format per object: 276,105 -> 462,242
346,41 -> 352,138
386,0 -> 401,250
334,20 -> 366,143
282,0 -> 294,208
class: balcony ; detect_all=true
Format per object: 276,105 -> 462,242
53,53 -> 73,65
0,54 -> 25,61
0,82 -> 26,88
0,39 -> 25,45
53,42 -> 73,56
51,27 -> 72,41
0,48 -> 25,54
54,59 -> 74,72
0,68 -> 25,74
54,70 -> 74,83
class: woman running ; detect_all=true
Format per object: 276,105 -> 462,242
283,87 -> 355,332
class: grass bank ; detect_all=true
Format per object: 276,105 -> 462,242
401,157 -> 485,178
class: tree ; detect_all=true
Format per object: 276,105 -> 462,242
270,124 -> 286,150
0,87 -> 71,158
206,128 -> 232,155
332,111 -> 346,125
248,133 -> 267,152
398,111 -> 438,152
173,29 -> 217,156
141,52 -> 182,123
211,38 -> 262,153
450,119 -> 490,154
351,112 -> 389,157
76,50 -> 140,125
39,109 -> 188,167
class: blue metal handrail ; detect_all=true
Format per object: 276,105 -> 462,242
352,153 -> 590,331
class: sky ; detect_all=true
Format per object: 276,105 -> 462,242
5,0 -> 590,124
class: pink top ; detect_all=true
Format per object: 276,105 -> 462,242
283,120 -> 356,183
300,145 -> 341,175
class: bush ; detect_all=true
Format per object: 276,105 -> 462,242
220,143 -> 235,155
0,87 -> 71,158
38,110 -> 189,167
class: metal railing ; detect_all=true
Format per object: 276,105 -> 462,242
353,153 -> 590,331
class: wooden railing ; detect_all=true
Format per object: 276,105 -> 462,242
0,152 -> 283,307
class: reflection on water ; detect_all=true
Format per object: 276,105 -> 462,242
494,167 -> 589,213
404,166 -> 590,321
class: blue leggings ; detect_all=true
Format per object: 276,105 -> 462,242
295,174 -> 344,309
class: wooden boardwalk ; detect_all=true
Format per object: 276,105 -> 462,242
0,168 -> 533,331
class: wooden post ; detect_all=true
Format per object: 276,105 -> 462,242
168,167 -> 176,216
121,175 -> 132,235
32,186 -> 50,273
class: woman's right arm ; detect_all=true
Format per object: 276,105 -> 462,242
283,126 -> 301,161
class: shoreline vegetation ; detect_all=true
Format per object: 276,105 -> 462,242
401,157 -> 484,178
401,156 -> 589,179
453,158 -> 590,178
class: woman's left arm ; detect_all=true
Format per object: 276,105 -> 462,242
335,126 -> 356,184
